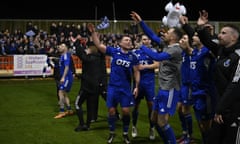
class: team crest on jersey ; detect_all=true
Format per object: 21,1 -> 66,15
136,53 -> 141,58
128,54 -> 134,61
197,51 -> 202,56
223,59 -> 231,67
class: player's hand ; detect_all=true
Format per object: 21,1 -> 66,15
197,10 -> 208,26
133,87 -> 139,98
87,23 -> 95,33
130,11 -> 142,23
70,36 -> 76,42
179,15 -> 188,25
214,114 -> 224,124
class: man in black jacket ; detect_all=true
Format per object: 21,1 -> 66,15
72,35 -> 109,131
196,10 -> 240,144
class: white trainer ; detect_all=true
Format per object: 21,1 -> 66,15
131,126 -> 138,138
149,127 -> 155,140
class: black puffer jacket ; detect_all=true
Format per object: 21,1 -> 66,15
197,27 -> 240,116
74,39 -> 108,94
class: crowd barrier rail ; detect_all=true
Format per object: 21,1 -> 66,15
0,55 -> 111,77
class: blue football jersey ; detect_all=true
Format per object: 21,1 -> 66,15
106,46 -> 139,88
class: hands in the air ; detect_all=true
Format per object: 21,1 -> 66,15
197,10 -> 209,25
87,23 -> 95,33
130,11 -> 142,23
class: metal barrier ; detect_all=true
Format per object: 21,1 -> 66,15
0,55 -> 111,76
71,55 -> 82,69
0,56 -> 13,71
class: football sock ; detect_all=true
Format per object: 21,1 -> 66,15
59,108 -> 65,112
122,115 -> 130,133
155,124 -> 168,143
66,105 -> 72,110
132,109 -> 138,126
148,110 -> 154,128
108,114 -> 117,132
162,124 -> 176,144
185,113 -> 193,136
178,111 -> 187,133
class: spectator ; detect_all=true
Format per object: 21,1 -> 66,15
0,41 -> 7,55
196,10 -> 240,144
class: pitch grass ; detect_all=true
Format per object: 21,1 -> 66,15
0,78 -> 202,144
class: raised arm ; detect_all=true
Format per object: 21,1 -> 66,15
179,15 -> 195,39
130,11 -> 162,45
140,45 -> 171,61
196,10 -> 219,55
87,23 -> 107,53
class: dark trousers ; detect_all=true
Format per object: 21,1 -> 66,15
91,84 -> 107,121
55,79 -> 60,100
75,90 -> 99,127
207,114 -> 239,144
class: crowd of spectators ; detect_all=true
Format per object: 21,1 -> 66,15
0,21 -> 162,56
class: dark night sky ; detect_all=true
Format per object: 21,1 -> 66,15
1,0 -> 238,22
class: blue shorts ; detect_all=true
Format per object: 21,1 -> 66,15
59,77 -> 73,92
135,81 -> 155,102
153,88 -> 180,116
180,84 -> 193,105
192,94 -> 215,121
106,85 -> 135,108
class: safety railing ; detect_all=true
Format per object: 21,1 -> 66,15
0,55 -> 112,76
0,56 -> 14,71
